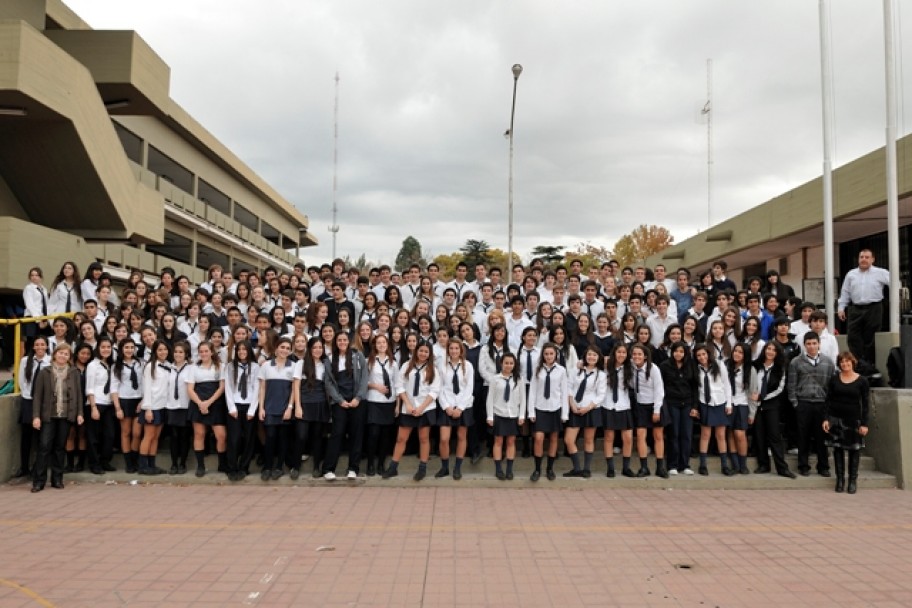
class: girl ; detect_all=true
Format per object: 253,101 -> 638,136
385,285 -> 403,313
549,325 -> 578,371
138,340 -> 171,475
461,321 -> 487,464
748,341 -> 794,478
823,352 -> 870,494
374,312 -> 392,337
363,334 -> 397,476
384,343 -> 441,481
479,323 -> 510,387
224,340 -> 259,480
708,320 -> 731,363
659,342 -> 697,475
293,337 -> 329,478
166,341 -> 192,475
693,344 -> 734,476
257,337 -> 294,480
323,332 -> 369,480
86,337 -> 117,473
432,326 -> 449,361
570,314 -> 595,360
435,340 -> 475,480
15,337 -> 51,479
727,342 -> 755,475
187,314 -> 212,361
186,342 -> 228,478
527,343 -> 569,482
563,346 -> 606,477
517,327 -> 541,458
128,312 -> 146,347
593,313 -> 616,368
722,308 -> 741,347
415,314 -> 435,346
111,338 -> 144,473
389,325 -> 407,366
741,316 -> 765,360
291,331 -> 309,361
603,343 -> 635,477
681,316 -> 703,350
319,324 -> 335,359
631,343 -> 668,478
178,302 -> 202,339
48,317 -> 75,353
209,326 -> 227,362
272,305 -> 292,337
158,312 -> 187,350
616,312 -> 638,345
30,343 -> 83,492
49,261 -> 81,314
360,292 -> 379,326
355,321 -> 374,356
394,308 -> 412,334
235,282 -> 252,317
81,261 -> 103,305
434,304 -> 450,331
101,315 -> 119,343
486,353 -> 525,480
64,343 -> 93,473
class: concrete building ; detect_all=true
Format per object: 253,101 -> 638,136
0,0 -> 317,292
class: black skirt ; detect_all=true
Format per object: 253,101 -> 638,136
366,400 -> 396,426
567,409 -> 602,429
493,415 -> 519,437
533,409 -> 562,434
825,415 -> 866,451
189,381 -> 227,426
119,397 -> 142,419
438,407 -> 475,428
602,408 -> 633,431
730,404 -> 750,431
18,397 -> 33,425
164,409 -> 189,427
634,403 -> 670,429
399,409 -> 436,428
300,398 -> 331,423
699,403 -> 731,427
139,409 -> 164,425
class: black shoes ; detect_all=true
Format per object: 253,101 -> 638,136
51,479 -> 64,489
778,469 -> 797,479
413,468 -> 426,482
636,466 -> 650,478
530,470 -> 541,482
698,466 -> 709,476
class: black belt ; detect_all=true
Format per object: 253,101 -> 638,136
851,302 -> 881,309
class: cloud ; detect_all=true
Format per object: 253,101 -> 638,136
67,0 -> 912,267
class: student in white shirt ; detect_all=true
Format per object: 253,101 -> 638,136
383,343 -> 441,481
85,337 -> 117,473
111,338 -> 144,474
435,340 -> 475,480
486,353 -> 525,480
562,346 -> 607,478
527,344 -> 569,482
726,343 -> 756,476
137,340 -> 171,475
224,340 -> 259,480
631,343 -> 668,478
15,336 -> 51,479
693,344 -> 735,476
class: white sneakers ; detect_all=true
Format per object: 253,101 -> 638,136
668,468 -> 679,476
347,470 -> 357,480
323,471 -> 336,481
682,468 -> 695,475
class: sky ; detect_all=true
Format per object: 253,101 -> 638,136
67,1 -> 912,268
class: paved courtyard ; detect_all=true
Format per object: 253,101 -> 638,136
1,482 -> 911,607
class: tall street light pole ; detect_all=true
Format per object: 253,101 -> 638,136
507,63 -> 523,271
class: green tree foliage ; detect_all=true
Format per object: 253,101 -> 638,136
394,236 -> 426,272
530,245 -> 565,267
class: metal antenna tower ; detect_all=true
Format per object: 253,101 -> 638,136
329,71 -> 340,258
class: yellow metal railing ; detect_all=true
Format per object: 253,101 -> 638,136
0,313 -> 77,393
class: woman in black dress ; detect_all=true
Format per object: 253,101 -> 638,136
823,351 -> 869,494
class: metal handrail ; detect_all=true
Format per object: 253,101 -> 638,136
0,313 -> 77,393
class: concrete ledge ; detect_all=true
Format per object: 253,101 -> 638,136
867,388 -> 912,489
0,394 -> 20,484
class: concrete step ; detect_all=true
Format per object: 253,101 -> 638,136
12,452 -> 897,491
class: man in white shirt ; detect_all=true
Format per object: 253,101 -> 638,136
802,311 -> 838,365
447,262 -> 474,302
427,263 -> 446,298
580,280 -> 605,320
837,248 -> 891,363
505,295 -> 534,352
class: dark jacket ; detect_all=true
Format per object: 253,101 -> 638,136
32,365 -> 83,423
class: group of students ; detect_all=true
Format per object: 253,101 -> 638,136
15,256 -> 870,494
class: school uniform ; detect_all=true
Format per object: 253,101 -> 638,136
436,360 -> 476,428
729,365 -> 755,431
258,357 -> 295,474
22,282 -> 50,338
518,346 -> 541,401
49,280 -> 80,314
323,351 -> 370,475
567,368 -> 606,428
85,359 -> 117,469
479,344 -> 509,387
111,359 -> 144,419
186,363 -> 227,426
697,365 -> 732,427
632,362 -> 668,428
295,358 -> 330,474
224,360 -> 260,475
80,279 -> 98,306
140,362 -> 171,426
16,354 -> 51,475
486,373 -> 526,436
528,364 -> 569,434
553,346 -> 578,373
396,361 -> 442,428
748,361 -> 790,474
602,367 -> 634,430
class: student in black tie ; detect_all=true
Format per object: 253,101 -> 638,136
363,334 -> 397,476
22,267 -> 51,350
224,340 -> 259,480
49,261 -> 82,315
137,340 -> 171,475
486,353 -> 525,480
693,344 -> 734,476
748,341 -> 795,478
562,346 -> 607,477
527,344 -> 569,481
111,338 -> 144,474
435,340 -> 475,479
85,337 -> 117,473
166,342 -> 192,474
15,337 -> 51,479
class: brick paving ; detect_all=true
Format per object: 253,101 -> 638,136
2,482 -> 912,607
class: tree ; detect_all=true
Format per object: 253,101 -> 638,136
563,241 -> 612,270
459,239 -> 493,280
340,253 -> 376,274
530,245 -> 565,267
394,236 -> 426,272
612,224 -> 674,267
433,246 -> 517,281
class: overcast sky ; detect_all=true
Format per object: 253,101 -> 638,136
68,1 -> 912,267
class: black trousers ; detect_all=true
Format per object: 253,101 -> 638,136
226,404 -> 257,473
666,403 -> 693,471
293,420 -> 325,472
471,386 -> 490,456
34,418 -> 71,484
87,405 -> 117,465
796,400 -> 829,472
754,404 -> 789,472
19,423 -> 36,472
847,302 -> 882,364
366,422 -> 395,465
324,403 -> 367,474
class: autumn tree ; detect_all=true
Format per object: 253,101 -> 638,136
394,236 -> 426,272
340,253 -> 377,274
612,225 -> 674,267
563,241 -> 613,270
433,245 -> 518,281
529,245 -> 565,267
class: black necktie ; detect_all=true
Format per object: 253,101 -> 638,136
130,363 -> 138,390
65,286 -> 72,313
495,349 -> 503,372
702,367 -> 711,404
575,371 -> 590,403
413,365 -> 423,397
103,365 -> 111,394
451,364 -> 460,395
40,287 -> 47,316
525,311 -> 534,320
636,368 -> 641,394
760,367 -> 770,401
189,322 -> 197,334
612,368 -> 620,403
526,350 -> 533,382
544,367 -> 553,399
482,303 -> 491,313
379,359 -> 391,393
503,377 -> 511,402
239,364 -> 248,400
173,366 -> 183,400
